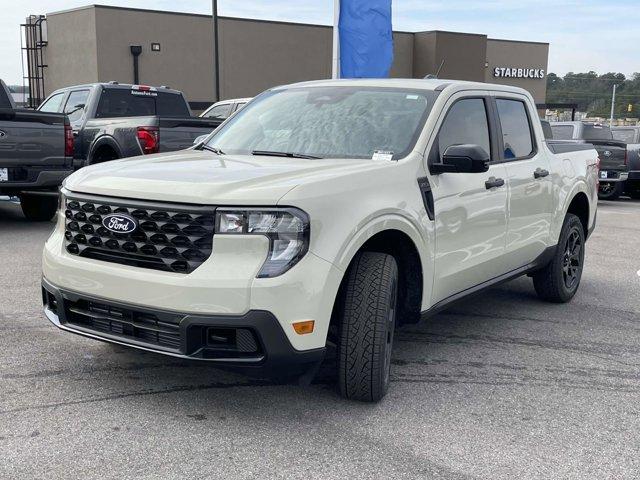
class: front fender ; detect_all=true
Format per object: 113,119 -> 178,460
320,211 -> 434,313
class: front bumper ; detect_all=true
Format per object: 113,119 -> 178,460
599,171 -> 628,183
627,171 -> 640,181
42,278 -> 325,373
43,205 -> 344,352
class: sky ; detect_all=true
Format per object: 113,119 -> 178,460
1,0 -> 637,85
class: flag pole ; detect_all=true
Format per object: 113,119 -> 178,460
332,0 -> 340,79
212,0 -> 220,101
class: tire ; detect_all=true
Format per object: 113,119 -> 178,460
532,213 -> 585,303
338,251 -> 398,402
598,181 -> 623,200
20,194 -> 58,222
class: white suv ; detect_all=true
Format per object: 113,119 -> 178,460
42,79 -> 598,401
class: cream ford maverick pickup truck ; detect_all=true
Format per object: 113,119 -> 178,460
42,79 -> 598,402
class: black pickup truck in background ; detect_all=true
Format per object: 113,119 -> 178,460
38,83 -> 222,167
551,121 -> 628,200
611,126 -> 640,199
0,79 -> 73,221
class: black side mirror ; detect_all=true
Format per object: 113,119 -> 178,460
431,144 -> 490,174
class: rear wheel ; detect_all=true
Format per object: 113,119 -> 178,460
338,252 -> 398,402
598,181 -> 623,200
20,194 -> 57,222
532,213 -> 585,303
89,147 -> 119,165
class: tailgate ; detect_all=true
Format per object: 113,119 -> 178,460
590,140 -> 627,172
0,109 -> 68,167
158,117 -> 222,152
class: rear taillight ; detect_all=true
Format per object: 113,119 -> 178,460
137,126 -> 159,154
595,156 -> 601,187
624,149 -> 628,166
64,124 -> 74,157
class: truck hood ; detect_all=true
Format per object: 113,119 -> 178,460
64,150 -> 375,204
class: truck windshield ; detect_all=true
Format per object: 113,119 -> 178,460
95,89 -> 190,118
582,124 -> 613,141
205,86 -> 436,160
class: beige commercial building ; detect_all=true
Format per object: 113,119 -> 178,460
28,5 -> 549,109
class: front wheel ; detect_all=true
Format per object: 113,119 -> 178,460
532,213 -> 585,303
20,194 -> 58,222
338,252 -> 398,402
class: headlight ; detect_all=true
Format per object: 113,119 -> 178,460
215,207 -> 310,278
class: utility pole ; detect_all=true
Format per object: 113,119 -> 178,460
609,84 -> 617,127
332,0 -> 340,79
212,0 -> 220,102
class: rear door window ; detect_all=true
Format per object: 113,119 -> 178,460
233,102 -> 247,113
612,129 -> 636,143
437,98 -> 491,161
496,99 -> 534,159
38,92 -> 65,113
63,90 -> 90,123
203,103 -> 231,120
96,89 -> 189,118
550,125 -> 574,140
0,86 -> 12,108
583,124 -> 613,141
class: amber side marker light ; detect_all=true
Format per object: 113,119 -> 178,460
293,320 -> 315,335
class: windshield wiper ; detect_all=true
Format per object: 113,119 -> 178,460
251,150 -> 322,159
201,145 -> 225,155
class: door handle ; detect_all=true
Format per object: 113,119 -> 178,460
534,168 -> 549,179
485,177 -> 505,189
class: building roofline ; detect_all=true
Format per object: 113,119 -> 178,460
415,30 -> 487,38
45,4 -> 416,32
45,5 -> 548,41
487,37 -> 549,46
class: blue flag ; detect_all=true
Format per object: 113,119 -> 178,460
339,0 -> 394,78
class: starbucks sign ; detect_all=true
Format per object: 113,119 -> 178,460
493,67 -> 545,79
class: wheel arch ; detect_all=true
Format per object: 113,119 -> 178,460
565,191 -> 590,237
329,215 -> 431,326
553,181 -> 594,242
88,135 -> 122,165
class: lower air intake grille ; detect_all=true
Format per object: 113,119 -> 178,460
65,298 -> 183,351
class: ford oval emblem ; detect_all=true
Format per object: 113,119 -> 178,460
102,213 -> 138,234
603,150 -> 612,157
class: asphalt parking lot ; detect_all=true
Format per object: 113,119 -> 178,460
1,198 -> 639,479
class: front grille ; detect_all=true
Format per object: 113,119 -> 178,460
65,298 -> 182,351
64,194 -> 215,274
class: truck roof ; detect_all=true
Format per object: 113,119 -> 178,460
275,78 -> 533,97
49,82 -> 184,96
552,121 -> 609,127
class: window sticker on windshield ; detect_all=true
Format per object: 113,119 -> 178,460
406,94 -> 420,100
372,150 -> 394,161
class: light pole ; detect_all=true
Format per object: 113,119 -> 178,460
212,0 -> 220,102
609,84 -> 617,127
